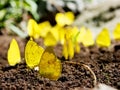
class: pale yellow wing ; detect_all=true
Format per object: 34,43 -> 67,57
82,29 -> 94,47
62,39 -> 68,59
68,39 -> 74,59
38,21 -> 51,38
55,12 -> 74,26
25,39 -> 44,69
39,47 -> 61,80
59,27 -> 65,44
77,26 -> 87,43
44,31 -> 57,46
50,25 -> 59,42
7,39 -> 21,66
74,42 -> 80,53
113,23 -> 120,40
96,28 -> 111,47
27,19 -> 40,39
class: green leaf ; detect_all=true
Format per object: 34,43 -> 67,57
0,9 -> 6,21
25,0 -> 39,20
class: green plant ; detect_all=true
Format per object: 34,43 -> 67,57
0,0 -> 38,37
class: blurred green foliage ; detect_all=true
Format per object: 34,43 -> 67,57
0,0 -> 38,28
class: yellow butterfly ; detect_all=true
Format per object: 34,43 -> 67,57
96,28 -> 111,47
25,39 -> 44,69
27,19 -> 40,39
55,12 -> 74,26
7,39 -> 21,66
39,46 -> 61,80
77,26 -> 87,43
44,31 -> 58,46
71,26 -> 79,40
50,25 -> 59,42
113,23 -> 120,40
74,42 -> 80,53
82,29 -> 94,47
63,38 -> 74,60
62,39 -> 68,59
62,26 -> 80,59
62,27 -> 75,59
71,32 -> 80,53
38,21 -> 52,38
59,27 -> 65,44
68,39 -> 74,59
44,25 -> 59,46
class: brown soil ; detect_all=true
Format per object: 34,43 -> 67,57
0,35 -> 120,90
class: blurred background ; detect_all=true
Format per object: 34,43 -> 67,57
0,0 -> 120,39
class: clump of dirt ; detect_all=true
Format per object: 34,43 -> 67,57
0,35 -> 120,90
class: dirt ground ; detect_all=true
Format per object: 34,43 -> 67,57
0,35 -> 120,90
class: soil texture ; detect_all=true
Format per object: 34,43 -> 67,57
0,35 -> 120,90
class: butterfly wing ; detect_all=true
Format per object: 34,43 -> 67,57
55,12 -> 74,26
68,39 -> 74,59
27,19 -> 40,39
25,39 -> 44,69
7,39 -> 21,66
38,21 -> 51,38
96,28 -> 111,47
62,39 -> 68,59
82,29 -> 94,47
77,26 -> 87,43
44,31 -> 57,46
113,23 -> 120,40
39,47 -> 61,80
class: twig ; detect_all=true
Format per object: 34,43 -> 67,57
82,64 -> 97,87
65,61 -> 97,87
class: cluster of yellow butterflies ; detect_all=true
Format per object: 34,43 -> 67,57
27,12 -> 83,59
27,11 -> 120,59
7,38 -> 61,80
